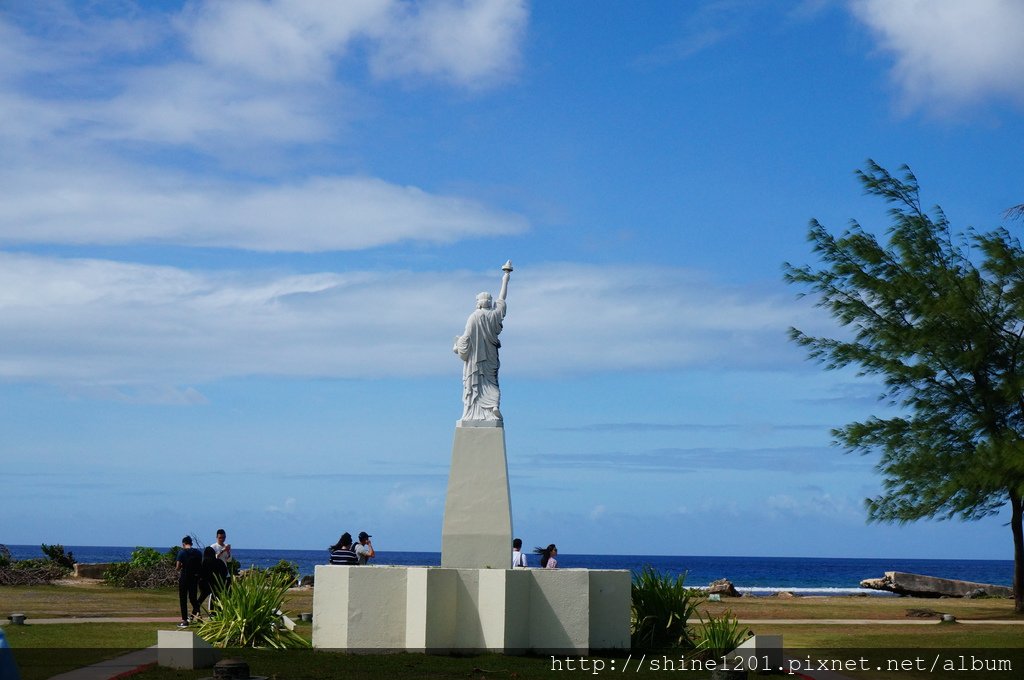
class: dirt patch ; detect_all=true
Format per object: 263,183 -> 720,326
54,578 -> 105,587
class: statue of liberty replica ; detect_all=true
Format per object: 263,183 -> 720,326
443,261 -> 513,567
453,261 -> 512,423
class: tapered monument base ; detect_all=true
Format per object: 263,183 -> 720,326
441,422 -> 512,569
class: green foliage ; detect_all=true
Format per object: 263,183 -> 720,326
40,544 -> 75,569
253,559 -> 299,585
194,569 -> 310,649
0,543 -> 75,584
695,610 -> 751,659
0,555 -> 67,585
630,566 -> 705,650
104,546 -> 178,588
784,160 -> 1024,611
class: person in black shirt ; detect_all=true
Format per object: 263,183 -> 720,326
198,546 -> 229,615
329,532 -> 357,565
175,536 -> 203,626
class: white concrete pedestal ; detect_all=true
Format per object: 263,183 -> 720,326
311,565 -> 630,653
441,423 -> 511,569
311,419 -> 632,654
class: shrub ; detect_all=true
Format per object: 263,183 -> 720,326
264,559 -> 299,585
0,544 -> 74,585
244,560 -> 298,585
695,610 -> 752,659
630,566 -> 705,650
104,546 -> 178,588
195,569 -> 310,649
0,557 -> 68,585
41,544 -> 76,569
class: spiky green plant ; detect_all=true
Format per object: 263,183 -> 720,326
194,569 -> 310,649
695,610 -> 751,659
630,566 -> 705,650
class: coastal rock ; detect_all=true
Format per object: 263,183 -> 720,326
708,578 -> 740,597
859,571 -> 1013,599
774,591 -> 796,599
73,562 -> 116,579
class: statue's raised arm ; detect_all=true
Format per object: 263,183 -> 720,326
453,261 -> 513,424
498,260 -> 512,302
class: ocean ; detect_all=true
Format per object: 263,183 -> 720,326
6,545 -> 1013,596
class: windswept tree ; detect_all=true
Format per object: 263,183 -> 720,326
785,161 -> 1024,612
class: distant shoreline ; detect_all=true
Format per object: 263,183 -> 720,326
5,545 -> 1013,592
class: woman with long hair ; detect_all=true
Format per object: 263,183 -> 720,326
329,532 -> 358,565
198,546 -> 228,616
534,543 -> 558,569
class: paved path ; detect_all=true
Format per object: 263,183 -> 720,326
40,647 -> 156,680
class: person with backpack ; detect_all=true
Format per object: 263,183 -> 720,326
328,533 -> 357,565
175,535 -> 203,626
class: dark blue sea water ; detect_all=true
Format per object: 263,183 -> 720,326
6,545 -> 1013,596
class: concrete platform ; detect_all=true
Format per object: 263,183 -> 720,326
312,564 -> 630,654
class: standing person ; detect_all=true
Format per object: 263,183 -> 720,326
454,261 -> 512,422
175,536 -> 203,627
355,532 -> 375,565
329,533 -> 357,565
534,544 -> 558,569
211,529 -> 233,589
511,538 -> 527,568
198,546 -> 228,615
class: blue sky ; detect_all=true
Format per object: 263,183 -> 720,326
3,0 -> 1024,560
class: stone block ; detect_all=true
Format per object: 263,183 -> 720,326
312,565 -> 409,650
73,563 -> 116,579
731,634 -> 783,673
157,630 -> 219,669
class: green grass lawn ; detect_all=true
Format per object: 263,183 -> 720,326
4,623 -> 166,680
3,585 -> 1022,680
0,582 -> 314,620
698,594 -> 1021,621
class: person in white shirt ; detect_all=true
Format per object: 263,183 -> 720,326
511,538 -> 527,568
355,531 -> 375,565
211,529 -> 233,587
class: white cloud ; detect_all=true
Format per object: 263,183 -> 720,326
764,492 -> 859,520
0,254 -> 826,387
384,483 -> 444,514
183,0 -> 393,83
266,497 -> 298,514
0,1 -> 532,250
0,163 -> 527,251
851,0 -> 1024,112
0,0 -> 528,149
370,0 -> 528,88
185,0 -> 528,89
